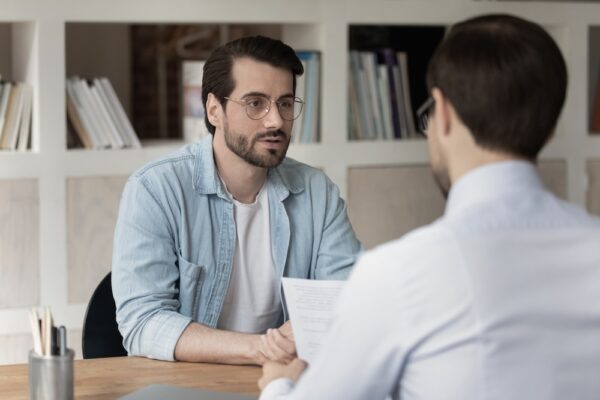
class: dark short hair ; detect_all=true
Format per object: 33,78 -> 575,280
202,35 -> 304,135
426,14 -> 567,159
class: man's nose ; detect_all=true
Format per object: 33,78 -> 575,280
262,103 -> 284,130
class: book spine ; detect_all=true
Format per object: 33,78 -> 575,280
16,83 -> 33,151
350,51 -> 376,140
361,52 -> 384,140
397,52 -> 416,138
377,64 -> 394,141
381,49 -> 402,139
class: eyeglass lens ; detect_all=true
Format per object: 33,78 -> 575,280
244,95 -> 303,121
416,97 -> 434,136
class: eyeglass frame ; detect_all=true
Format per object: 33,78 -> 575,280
416,96 -> 435,137
223,94 -> 304,121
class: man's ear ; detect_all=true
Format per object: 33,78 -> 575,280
206,93 -> 222,129
431,87 -> 451,137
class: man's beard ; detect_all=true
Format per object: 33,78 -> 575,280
223,124 -> 290,168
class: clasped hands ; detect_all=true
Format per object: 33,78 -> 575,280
257,321 -> 308,390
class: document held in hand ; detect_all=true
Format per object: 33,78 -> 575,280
281,277 -> 345,364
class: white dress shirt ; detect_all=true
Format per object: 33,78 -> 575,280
260,161 -> 600,400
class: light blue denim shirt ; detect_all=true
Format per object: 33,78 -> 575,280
112,135 -> 362,361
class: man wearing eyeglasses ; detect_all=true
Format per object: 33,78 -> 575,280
258,15 -> 600,400
112,36 -> 362,365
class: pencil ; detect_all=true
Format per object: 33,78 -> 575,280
28,308 -> 43,355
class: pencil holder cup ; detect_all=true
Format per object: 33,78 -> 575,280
28,349 -> 74,400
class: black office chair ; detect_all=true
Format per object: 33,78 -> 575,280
82,271 -> 128,359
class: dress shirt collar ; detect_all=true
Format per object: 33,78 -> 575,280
445,160 -> 545,218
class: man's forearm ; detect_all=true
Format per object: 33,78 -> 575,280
174,322 -> 265,365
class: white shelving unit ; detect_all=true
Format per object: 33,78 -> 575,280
1,0 -> 599,365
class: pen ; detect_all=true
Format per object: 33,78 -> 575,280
58,326 -> 67,356
51,326 -> 58,356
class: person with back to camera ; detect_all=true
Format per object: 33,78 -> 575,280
258,14 -> 600,400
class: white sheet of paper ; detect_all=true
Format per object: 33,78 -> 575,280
281,277 -> 345,364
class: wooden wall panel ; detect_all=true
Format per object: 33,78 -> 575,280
348,165 -> 445,249
0,179 -> 39,309
67,176 -> 127,304
538,159 -> 567,199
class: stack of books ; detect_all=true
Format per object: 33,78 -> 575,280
0,79 -> 33,151
291,51 -> 321,144
348,49 -> 417,141
66,76 -> 141,150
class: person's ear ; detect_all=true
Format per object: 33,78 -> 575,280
206,93 -> 223,129
431,87 -> 451,137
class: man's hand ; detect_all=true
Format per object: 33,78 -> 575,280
278,320 -> 294,340
258,358 -> 308,390
259,322 -> 296,364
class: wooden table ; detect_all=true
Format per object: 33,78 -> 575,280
0,356 -> 261,399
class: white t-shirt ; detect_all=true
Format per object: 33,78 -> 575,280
217,183 -> 281,334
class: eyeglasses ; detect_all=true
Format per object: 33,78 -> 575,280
416,96 -> 435,137
224,94 -> 304,121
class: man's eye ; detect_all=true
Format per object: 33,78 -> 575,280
279,100 -> 294,109
246,98 -> 265,108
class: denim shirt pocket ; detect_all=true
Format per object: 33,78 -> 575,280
177,256 -> 204,321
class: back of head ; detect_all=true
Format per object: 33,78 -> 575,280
426,14 -> 567,159
201,35 -> 304,135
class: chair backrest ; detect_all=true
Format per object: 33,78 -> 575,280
82,271 -> 128,359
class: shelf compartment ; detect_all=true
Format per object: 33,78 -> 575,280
65,22 -> 322,149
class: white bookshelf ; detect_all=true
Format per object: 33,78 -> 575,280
0,0 -> 599,365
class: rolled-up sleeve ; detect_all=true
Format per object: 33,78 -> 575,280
112,175 -> 191,361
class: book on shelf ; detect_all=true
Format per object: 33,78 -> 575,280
66,76 -> 141,150
380,49 -> 403,140
397,52 -> 416,138
362,52 -> 385,140
0,81 -> 33,151
66,89 -> 94,149
592,75 -> 600,133
293,51 -> 320,144
349,51 -> 376,141
0,82 -> 12,142
16,84 -> 33,151
348,73 -> 363,141
181,60 -> 210,143
377,64 -> 394,140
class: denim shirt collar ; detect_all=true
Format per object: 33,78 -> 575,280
192,135 -> 304,201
